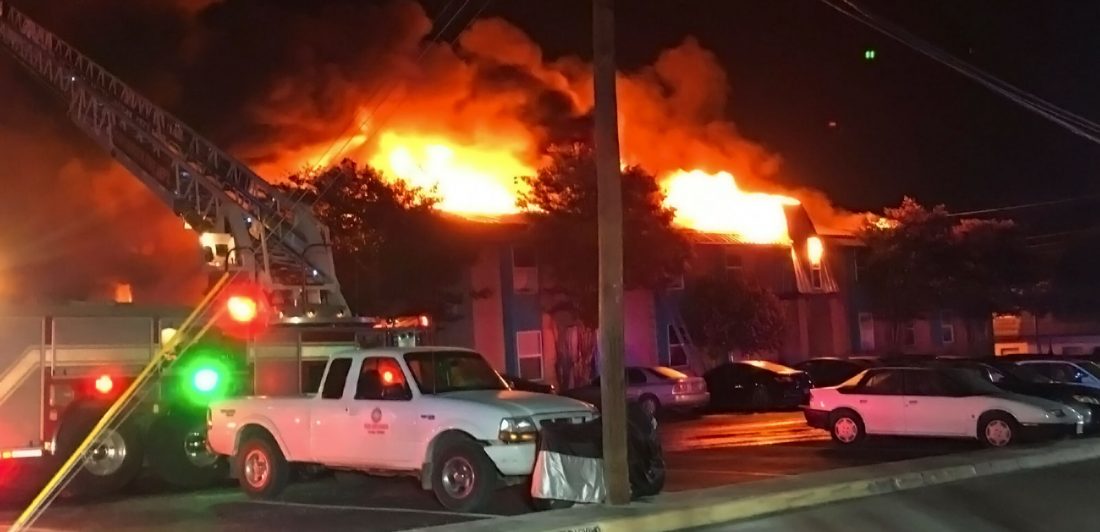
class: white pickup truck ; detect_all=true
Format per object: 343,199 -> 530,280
206,347 -> 596,511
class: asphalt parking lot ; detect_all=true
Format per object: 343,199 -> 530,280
0,412 -> 985,531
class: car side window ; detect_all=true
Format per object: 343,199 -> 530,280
859,370 -> 904,395
627,368 -> 648,385
321,358 -> 353,399
355,358 -> 412,401
904,370 -> 962,396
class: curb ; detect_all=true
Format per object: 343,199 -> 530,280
411,438 -> 1100,532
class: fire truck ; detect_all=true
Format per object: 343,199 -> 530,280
0,3 -> 429,495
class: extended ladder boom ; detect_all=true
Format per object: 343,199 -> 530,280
0,2 -> 348,316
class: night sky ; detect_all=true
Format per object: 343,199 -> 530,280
466,0 -> 1100,214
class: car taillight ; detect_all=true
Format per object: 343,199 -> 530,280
673,380 -> 688,394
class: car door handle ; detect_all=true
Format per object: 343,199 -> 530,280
908,400 -> 918,405
858,399 -> 867,404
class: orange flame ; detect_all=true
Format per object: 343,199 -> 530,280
661,170 -> 799,243
285,132 -> 806,245
114,283 -> 133,303
368,131 -> 531,215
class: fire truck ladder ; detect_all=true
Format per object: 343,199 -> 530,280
0,3 -> 348,317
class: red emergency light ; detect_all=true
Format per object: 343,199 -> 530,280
94,374 -> 114,395
217,283 -> 270,339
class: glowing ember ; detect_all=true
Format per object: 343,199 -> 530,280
368,131 -> 531,215
661,170 -> 799,244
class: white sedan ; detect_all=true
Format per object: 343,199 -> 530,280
804,366 -> 1085,447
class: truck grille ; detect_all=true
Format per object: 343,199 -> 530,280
536,413 -> 592,428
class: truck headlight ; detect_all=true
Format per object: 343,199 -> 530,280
1073,395 -> 1100,405
499,417 -> 538,443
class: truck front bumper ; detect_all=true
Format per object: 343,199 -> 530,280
483,442 -> 537,476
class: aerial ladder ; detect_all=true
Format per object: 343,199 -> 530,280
0,1 -> 348,318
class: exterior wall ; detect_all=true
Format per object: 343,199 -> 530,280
624,289 -> 659,367
469,247 -> 506,372
853,312 -> 983,356
994,313 -> 1100,355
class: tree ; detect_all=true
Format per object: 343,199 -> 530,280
859,197 -> 1037,352
679,274 -> 786,366
518,143 -> 690,387
283,160 -> 478,320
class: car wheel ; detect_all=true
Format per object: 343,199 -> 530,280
829,409 -> 865,445
750,387 -> 772,411
55,404 -> 144,498
978,412 -> 1018,448
237,433 -> 289,499
431,438 -> 497,512
639,395 -> 661,418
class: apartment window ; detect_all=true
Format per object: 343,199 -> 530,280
667,324 -> 688,367
940,313 -> 955,345
858,312 -> 875,351
725,251 -> 743,275
668,274 -> 685,291
902,321 -> 917,347
512,245 -> 539,294
516,330 -> 543,380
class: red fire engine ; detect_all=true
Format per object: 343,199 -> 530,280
0,3 -> 430,495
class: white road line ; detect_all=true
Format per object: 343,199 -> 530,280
244,499 -> 499,519
665,468 -> 792,477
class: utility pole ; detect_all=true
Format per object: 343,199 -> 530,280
593,0 -> 630,506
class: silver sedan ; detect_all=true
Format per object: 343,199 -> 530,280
563,366 -> 710,416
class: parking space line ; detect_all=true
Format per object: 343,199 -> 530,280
665,467 -> 792,477
245,499 -> 499,519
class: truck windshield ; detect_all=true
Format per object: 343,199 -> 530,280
404,351 -> 508,394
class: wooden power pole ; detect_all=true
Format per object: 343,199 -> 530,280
593,0 -> 630,506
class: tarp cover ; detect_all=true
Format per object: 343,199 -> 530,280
531,403 -> 665,505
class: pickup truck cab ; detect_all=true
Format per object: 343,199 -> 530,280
207,347 -> 595,511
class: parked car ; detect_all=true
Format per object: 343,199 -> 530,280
1001,356 -> 1100,390
936,359 -> 1100,430
562,366 -> 709,417
500,374 -> 556,394
793,358 -> 868,387
804,366 -> 1085,447
703,360 -> 812,411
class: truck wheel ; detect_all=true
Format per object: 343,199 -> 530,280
55,405 -> 144,497
237,434 -> 289,499
147,413 -> 228,489
431,439 -> 497,512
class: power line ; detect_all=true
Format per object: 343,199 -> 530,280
948,194 -> 1100,217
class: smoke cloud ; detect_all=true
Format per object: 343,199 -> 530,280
0,0 -> 856,304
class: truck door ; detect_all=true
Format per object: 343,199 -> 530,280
310,357 -> 355,464
339,357 -> 419,467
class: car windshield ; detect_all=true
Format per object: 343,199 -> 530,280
1001,364 -> 1053,384
648,366 -> 688,380
1077,360 -> 1100,379
945,368 -> 1005,395
404,351 -> 507,394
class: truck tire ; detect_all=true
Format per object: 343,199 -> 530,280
55,405 -> 144,497
147,412 -> 228,489
431,439 -> 497,512
237,433 -> 289,499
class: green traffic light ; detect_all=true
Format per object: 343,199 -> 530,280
193,367 -> 220,393
864,49 -> 876,60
